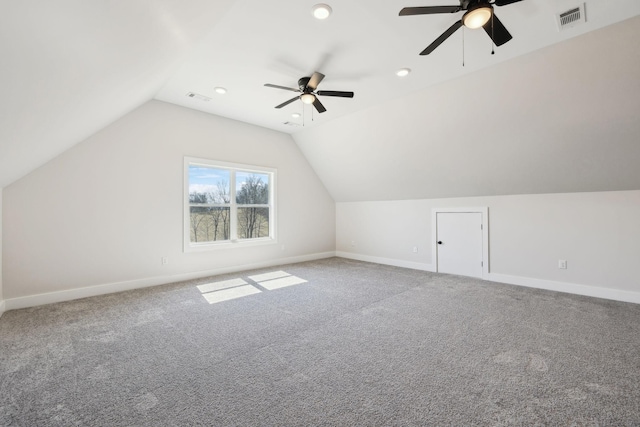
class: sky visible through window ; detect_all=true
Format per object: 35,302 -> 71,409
189,166 -> 229,195
189,166 -> 268,197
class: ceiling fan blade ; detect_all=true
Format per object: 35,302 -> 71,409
495,0 -> 523,6
399,6 -> 460,16
307,72 -> 325,91
313,97 -> 327,113
264,83 -> 300,92
275,96 -> 299,109
482,13 -> 512,46
317,90 -> 354,98
420,20 -> 463,55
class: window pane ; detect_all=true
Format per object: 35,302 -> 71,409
237,207 -> 269,239
236,172 -> 269,205
189,166 -> 230,204
185,159 -> 275,249
190,207 -> 231,242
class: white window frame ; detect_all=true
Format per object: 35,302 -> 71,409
184,157 -> 277,252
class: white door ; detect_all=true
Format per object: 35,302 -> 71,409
436,212 -> 483,278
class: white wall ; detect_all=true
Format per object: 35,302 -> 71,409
2,100 -> 335,306
337,190 -> 640,302
0,188 -> 4,317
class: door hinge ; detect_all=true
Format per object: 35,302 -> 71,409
480,224 -> 483,230
481,261 -> 483,267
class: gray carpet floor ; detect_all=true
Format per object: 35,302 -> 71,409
1,257 -> 639,426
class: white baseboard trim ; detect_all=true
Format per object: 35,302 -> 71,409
336,251 -> 435,272
6,251 -> 637,312
487,273 -> 640,305
335,252 -> 639,305
4,251 -> 336,311
0,300 -> 5,319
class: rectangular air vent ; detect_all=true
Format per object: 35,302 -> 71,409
556,3 -> 586,31
186,92 -> 211,102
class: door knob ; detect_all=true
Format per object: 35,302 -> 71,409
437,241 -> 442,244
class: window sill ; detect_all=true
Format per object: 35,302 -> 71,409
184,237 -> 278,253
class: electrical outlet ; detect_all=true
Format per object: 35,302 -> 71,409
558,259 -> 567,269
412,246 -> 418,253
351,240 -> 356,247
161,257 -> 168,265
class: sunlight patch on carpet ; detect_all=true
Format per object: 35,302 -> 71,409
258,275 -> 307,290
197,278 -> 248,294
197,271 -> 307,304
201,284 -> 262,304
250,270 -> 307,290
248,271 -> 290,282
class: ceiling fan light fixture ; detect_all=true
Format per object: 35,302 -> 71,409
463,6 -> 492,29
300,93 -> 316,104
312,4 -> 332,20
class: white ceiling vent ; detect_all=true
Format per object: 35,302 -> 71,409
556,3 -> 586,31
186,92 -> 211,102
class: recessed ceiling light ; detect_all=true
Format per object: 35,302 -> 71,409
214,87 -> 227,94
292,113 -> 301,118
312,4 -> 332,20
396,68 -> 411,77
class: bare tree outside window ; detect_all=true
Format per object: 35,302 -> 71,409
188,167 -> 231,243
214,181 -> 231,240
236,173 -> 270,239
189,192 -> 209,242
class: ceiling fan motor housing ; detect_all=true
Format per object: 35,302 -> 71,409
265,71 -> 353,113
464,0 -> 491,9
298,77 -> 311,92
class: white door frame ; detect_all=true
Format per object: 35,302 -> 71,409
432,207 -> 489,279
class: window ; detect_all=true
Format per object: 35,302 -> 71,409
184,157 -> 276,251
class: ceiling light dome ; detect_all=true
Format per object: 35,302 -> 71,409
300,93 -> 316,104
463,5 -> 492,29
312,4 -> 332,20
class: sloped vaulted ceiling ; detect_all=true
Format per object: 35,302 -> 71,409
0,0 -> 235,188
1,0 -> 638,200
293,16 -> 640,202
